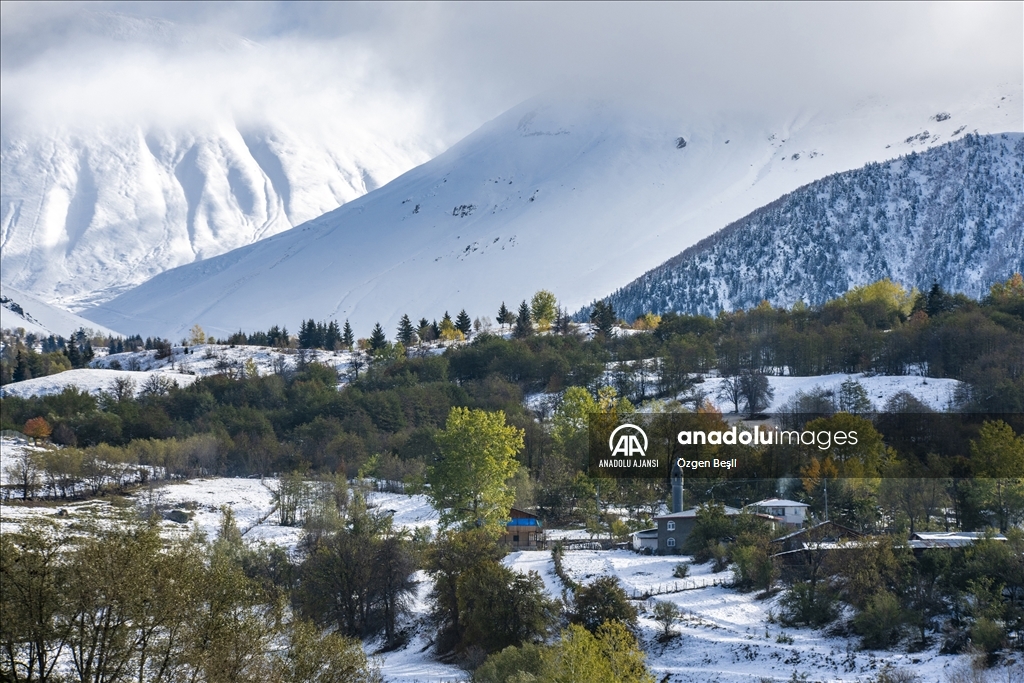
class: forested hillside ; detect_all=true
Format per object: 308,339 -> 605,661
600,133 -> 1024,322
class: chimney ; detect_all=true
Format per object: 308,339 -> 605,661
671,460 -> 683,513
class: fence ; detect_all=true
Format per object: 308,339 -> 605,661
629,576 -> 734,599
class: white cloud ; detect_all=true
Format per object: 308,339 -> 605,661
1,2 -> 1020,141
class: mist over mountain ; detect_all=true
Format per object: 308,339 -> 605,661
595,133 -> 1024,322
80,86 -> 1020,340
0,11 -> 445,309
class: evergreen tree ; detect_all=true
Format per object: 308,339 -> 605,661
342,320 -> 354,349
554,307 -> 572,335
514,301 -> 533,338
369,323 -> 387,351
66,342 -> 82,368
455,309 -> 472,336
325,321 -> 341,350
298,320 -> 314,349
496,302 -> 513,330
590,300 -> 616,337
431,319 -> 441,340
417,319 -> 435,344
397,314 -> 416,345
13,349 -> 31,382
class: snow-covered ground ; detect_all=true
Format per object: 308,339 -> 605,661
527,370 -> 961,415
3,478 -> 1012,681
2,284 -> 124,337
0,368 -> 199,399
0,343 -> 366,398
504,548 -> 1004,683
697,372 -> 961,413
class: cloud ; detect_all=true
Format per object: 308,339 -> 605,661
1,2 -> 1021,140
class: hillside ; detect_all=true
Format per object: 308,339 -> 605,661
598,133 -> 1024,321
1,284 -> 122,337
80,86 -> 1021,340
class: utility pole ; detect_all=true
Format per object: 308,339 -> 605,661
824,479 -> 829,522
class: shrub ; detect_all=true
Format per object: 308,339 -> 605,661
780,580 -> 839,627
672,562 -> 689,579
652,601 -> 679,638
570,576 -> 638,633
854,591 -> 904,649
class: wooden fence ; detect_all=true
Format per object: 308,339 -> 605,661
629,576 -> 733,599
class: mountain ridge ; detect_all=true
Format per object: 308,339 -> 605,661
591,132 -> 1024,322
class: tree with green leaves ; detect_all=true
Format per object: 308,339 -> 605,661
569,575 -> 638,633
397,314 -> 416,346
530,290 -> 557,331
456,560 -> 557,654
475,621 -> 653,683
438,316 -> 465,344
455,309 -> 472,337
369,323 -> 387,351
514,301 -> 533,338
970,420 -> 1024,532
427,407 -> 524,532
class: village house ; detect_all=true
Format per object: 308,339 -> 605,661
747,498 -> 809,528
500,507 -> 545,550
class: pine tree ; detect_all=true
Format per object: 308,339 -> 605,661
417,318 -> 435,343
397,314 -> 416,345
514,301 -> 533,338
298,319 -> 313,349
554,307 -> 572,335
590,300 -> 616,337
13,349 -> 31,382
455,309 -> 472,336
369,323 -> 388,351
497,302 -> 513,330
342,320 -> 354,349
66,342 -> 82,368
325,321 -> 341,350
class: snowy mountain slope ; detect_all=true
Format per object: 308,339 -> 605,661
0,12 -> 443,310
82,85 -> 1021,340
1,284 -> 122,337
0,122 -> 437,309
599,133 -> 1024,321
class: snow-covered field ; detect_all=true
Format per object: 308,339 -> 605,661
697,372 -> 961,413
0,343 -> 364,398
0,368 -> 199,399
526,370 -> 962,415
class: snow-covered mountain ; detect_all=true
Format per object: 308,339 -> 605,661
82,86 -> 1021,340
0,11 -> 443,309
596,133 -> 1024,321
0,123 -> 437,310
1,284 -> 122,337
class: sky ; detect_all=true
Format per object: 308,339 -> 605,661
1,2 -> 1021,144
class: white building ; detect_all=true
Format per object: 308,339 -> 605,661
748,498 -> 809,528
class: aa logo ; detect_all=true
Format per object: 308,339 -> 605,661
608,424 -> 648,457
